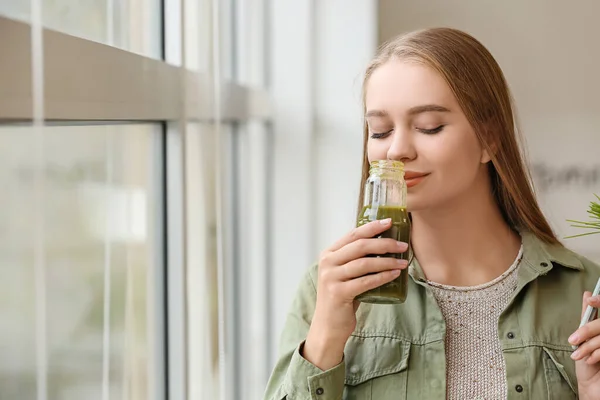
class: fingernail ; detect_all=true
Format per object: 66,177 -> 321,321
391,269 -> 401,276
396,258 -> 408,266
397,241 -> 408,250
571,350 -> 580,360
569,333 -> 580,345
379,218 -> 391,225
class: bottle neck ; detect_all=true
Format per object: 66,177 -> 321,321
363,160 -> 407,208
369,160 -> 405,178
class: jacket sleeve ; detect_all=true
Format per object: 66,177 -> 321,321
263,265 -> 346,400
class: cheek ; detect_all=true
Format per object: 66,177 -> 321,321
420,130 -> 482,178
438,127 -> 479,159
366,138 -> 389,161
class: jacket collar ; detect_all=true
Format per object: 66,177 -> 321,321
521,230 -> 583,271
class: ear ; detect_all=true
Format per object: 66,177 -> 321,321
479,123 -> 497,164
481,146 -> 493,164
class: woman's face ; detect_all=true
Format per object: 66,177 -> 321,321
365,60 -> 491,212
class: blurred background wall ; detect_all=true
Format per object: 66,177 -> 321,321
0,1 -> 598,400
378,0 -> 600,262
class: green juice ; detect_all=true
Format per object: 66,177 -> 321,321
355,205 -> 410,304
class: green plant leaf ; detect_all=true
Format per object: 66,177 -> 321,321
566,194 -> 600,239
564,231 -> 600,239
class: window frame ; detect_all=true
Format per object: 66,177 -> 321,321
0,1 -> 271,398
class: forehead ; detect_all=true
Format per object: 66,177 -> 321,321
365,60 -> 457,112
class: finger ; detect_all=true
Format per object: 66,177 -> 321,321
587,347 -> 600,365
586,294 -> 600,309
338,257 -> 408,281
571,333 -> 600,361
569,291 -> 594,347
569,291 -> 592,346
327,219 -> 394,252
569,313 -> 600,347
344,269 -> 402,298
329,238 -> 408,266
582,291 -> 593,318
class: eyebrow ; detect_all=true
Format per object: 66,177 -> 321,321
365,104 -> 451,118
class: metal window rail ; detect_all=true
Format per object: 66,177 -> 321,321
0,15 -> 271,122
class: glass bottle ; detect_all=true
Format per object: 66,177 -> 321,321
355,160 -> 410,304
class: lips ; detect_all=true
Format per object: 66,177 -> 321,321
404,171 -> 429,188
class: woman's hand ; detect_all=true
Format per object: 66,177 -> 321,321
569,292 -> 600,399
303,218 -> 409,370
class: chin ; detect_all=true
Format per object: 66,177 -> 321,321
406,193 -> 425,212
406,192 -> 441,213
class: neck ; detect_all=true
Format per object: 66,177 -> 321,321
410,174 -> 521,286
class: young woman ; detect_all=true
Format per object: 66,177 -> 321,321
263,27 -> 600,400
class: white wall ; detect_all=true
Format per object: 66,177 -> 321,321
268,0 -> 378,366
314,1 -> 378,252
378,0 -> 600,262
269,0 -> 316,367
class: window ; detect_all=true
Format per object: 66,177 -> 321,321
0,0 -> 271,398
0,0 -> 162,58
0,124 -> 164,399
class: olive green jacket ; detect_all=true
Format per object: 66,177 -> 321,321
263,232 -> 600,400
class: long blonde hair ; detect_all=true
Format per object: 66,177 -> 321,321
358,27 -> 559,245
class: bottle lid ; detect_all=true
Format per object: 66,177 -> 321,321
369,159 -> 404,171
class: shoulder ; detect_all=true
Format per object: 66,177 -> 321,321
294,263 -> 319,302
562,247 -> 600,286
308,262 -> 319,286
296,263 -> 319,296
545,239 -> 600,276
522,230 -> 599,274
537,239 -> 600,294
571,249 -> 600,272
519,231 -> 600,301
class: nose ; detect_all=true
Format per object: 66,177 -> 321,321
386,129 -> 416,162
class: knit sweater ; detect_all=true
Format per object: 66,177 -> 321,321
426,246 -> 523,400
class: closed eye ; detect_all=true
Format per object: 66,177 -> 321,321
417,125 -> 445,135
369,129 -> 393,139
